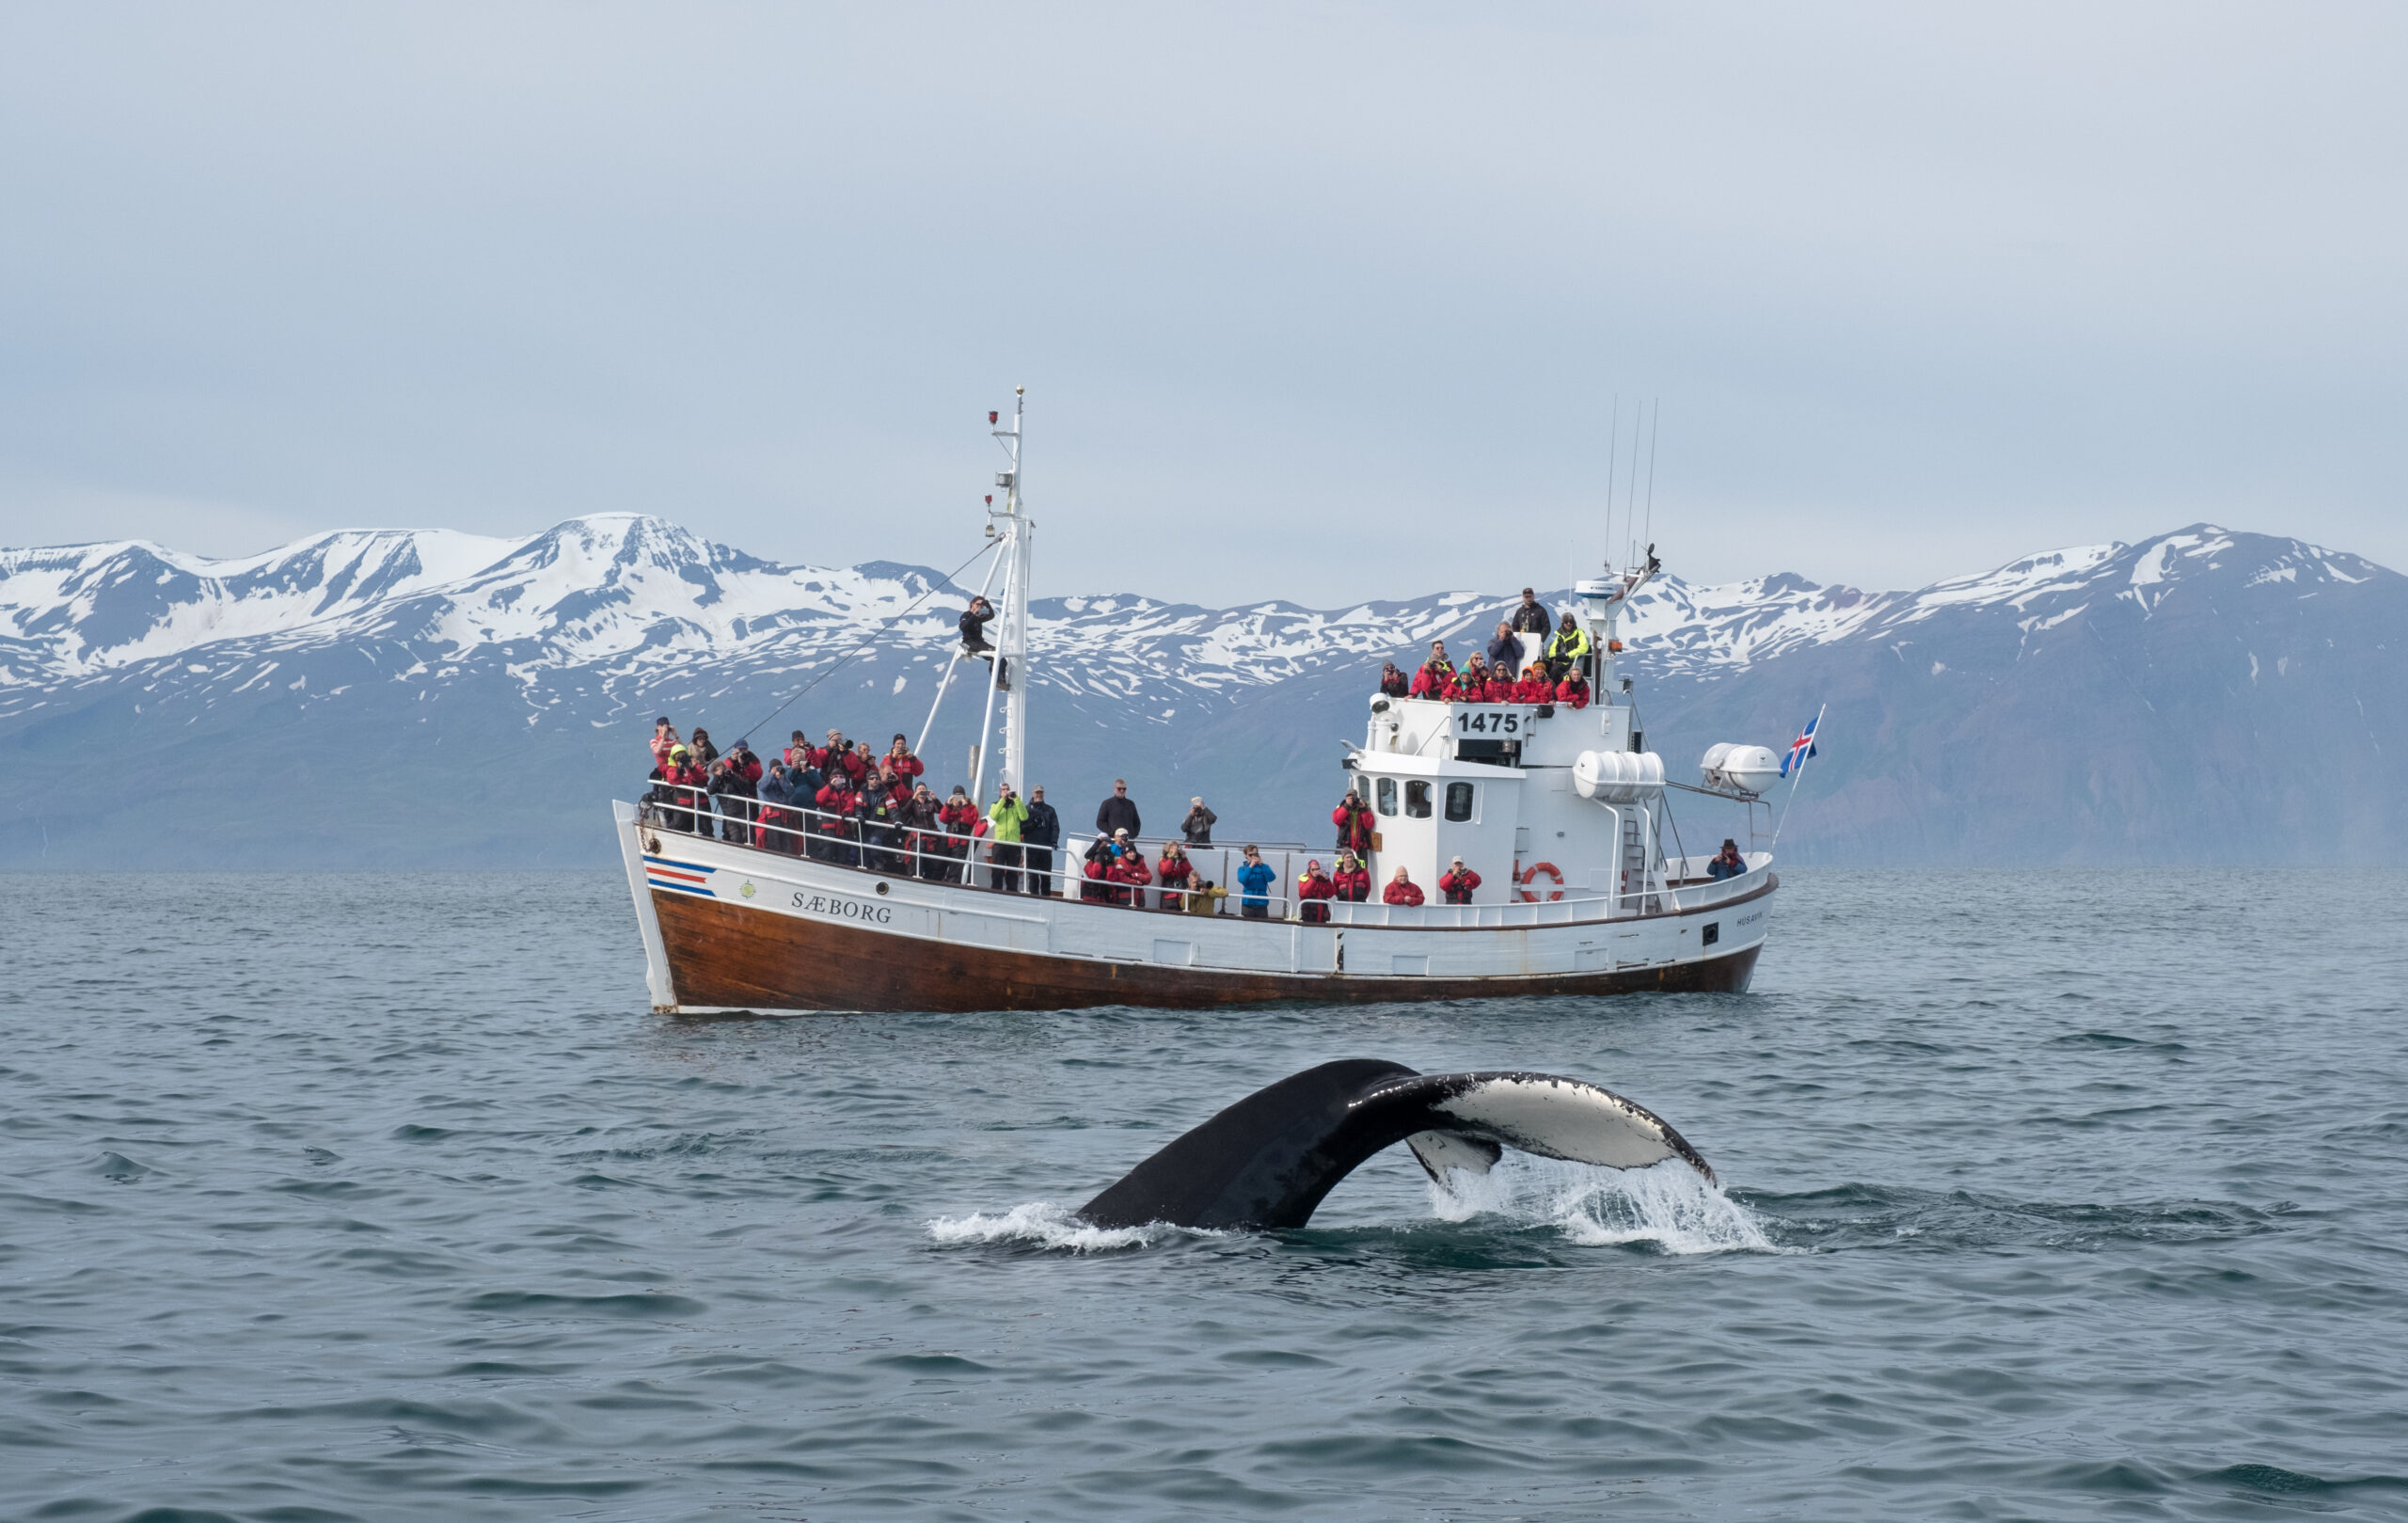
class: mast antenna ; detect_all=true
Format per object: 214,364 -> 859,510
1624,399 -> 1645,572
1604,393 -> 1620,573
971,387 -> 1032,809
1643,397 -> 1659,564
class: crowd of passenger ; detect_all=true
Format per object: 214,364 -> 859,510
642,713 -> 1487,918
635,590 -> 1634,920
1374,590 -> 1600,708
641,722 -> 1332,915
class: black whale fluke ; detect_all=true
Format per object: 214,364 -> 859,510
1076,1058 -> 1713,1231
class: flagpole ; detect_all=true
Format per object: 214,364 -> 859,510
1770,703 -> 1826,850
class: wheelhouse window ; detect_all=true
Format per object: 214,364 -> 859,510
1444,781 -> 1475,822
1404,781 -> 1433,818
1376,778 -> 1398,816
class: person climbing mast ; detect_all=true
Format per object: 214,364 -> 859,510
959,595 -> 1007,690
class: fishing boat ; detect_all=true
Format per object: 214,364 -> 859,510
613,393 -> 1786,1013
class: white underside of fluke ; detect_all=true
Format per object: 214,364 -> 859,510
1431,1075 -> 1689,1174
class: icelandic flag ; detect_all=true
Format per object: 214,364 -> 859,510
1781,713 -> 1819,779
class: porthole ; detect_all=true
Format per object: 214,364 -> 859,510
1404,781 -> 1432,818
1444,782 -> 1475,822
1376,778 -> 1398,816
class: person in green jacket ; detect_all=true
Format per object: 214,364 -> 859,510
987,782 -> 1030,894
1545,613 -> 1592,682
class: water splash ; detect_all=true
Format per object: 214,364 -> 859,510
927,1201 -> 1211,1254
1428,1155 -> 1781,1254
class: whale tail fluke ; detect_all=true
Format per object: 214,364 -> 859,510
1077,1058 -> 1712,1231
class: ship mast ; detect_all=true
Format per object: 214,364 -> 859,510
970,388 -> 1032,804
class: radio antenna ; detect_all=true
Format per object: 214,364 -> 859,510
1643,396 -> 1660,561
1604,393 -> 1620,571
1624,399 -> 1645,570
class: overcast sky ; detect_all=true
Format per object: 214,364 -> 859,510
2,3 -> 2401,604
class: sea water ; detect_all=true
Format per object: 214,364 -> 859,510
3,868 -> 2404,1520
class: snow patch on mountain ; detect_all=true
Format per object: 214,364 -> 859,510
0,515 -> 2391,727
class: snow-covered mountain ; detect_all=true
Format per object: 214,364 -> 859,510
2,516 -> 2400,866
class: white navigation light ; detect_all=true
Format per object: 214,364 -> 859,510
1574,749 -> 1665,801
1703,744 -> 1781,796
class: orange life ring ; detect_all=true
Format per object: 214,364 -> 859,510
1517,862 -> 1564,902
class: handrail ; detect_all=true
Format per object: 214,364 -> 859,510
636,787 -> 1319,914
635,784 -> 1767,926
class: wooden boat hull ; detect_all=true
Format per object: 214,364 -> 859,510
616,803 -> 1774,1015
649,881 -> 1765,1012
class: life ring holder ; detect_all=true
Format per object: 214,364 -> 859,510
1516,862 -> 1564,902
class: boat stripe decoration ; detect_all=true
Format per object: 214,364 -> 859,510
643,854 -> 715,896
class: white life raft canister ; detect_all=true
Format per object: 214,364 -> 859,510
1573,750 -> 1665,802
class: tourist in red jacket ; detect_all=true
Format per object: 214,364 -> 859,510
1556,672 -> 1592,709
1408,642 -> 1456,699
1156,842 -> 1195,910
1448,656 -> 1488,703
1296,860 -> 1337,924
814,777 -> 860,865
1513,666 -> 1550,704
646,747 -> 707,833
1106,836 -> 1153,907
1383,867 -> 1424,906
1332,850 -> 1371,902
900,784 -> 943,877
937,787 -> 980,883
1482,669 -> 1516,703
1334,792 -> 1375,855
651,717 -> 682,769
885,735 -> 925,783
1438,856 -> 1481,905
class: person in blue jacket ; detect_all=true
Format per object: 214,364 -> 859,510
1235,846 -> 1278,921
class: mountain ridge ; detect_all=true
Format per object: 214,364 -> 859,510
2,516 -> 2400,868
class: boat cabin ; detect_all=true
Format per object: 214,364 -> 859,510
1345,577 -> 1672,915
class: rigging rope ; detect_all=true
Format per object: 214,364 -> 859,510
717,539 -> 1001,751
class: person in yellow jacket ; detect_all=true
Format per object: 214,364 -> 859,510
987,782 -> 1030,894
1545,613 -> 1592,681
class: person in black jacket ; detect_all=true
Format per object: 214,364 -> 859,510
1096,779 -> 1141,840
1022,785 -> 1061,896
1484,621 -> 1524,675
708,738 -> 763,842
958,596 -> 1008,690
1180,797 -> 1216,846
958,595 -> 994,652
1509,587 -> 1552,639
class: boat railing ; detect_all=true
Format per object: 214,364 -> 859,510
636,792 -> 1321,916
635,791 -> 1766,926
